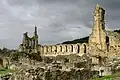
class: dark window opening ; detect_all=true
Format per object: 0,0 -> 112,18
65,46 -> 67,52
106,36 -> 109,52
60,46 -> 62,52
71,45 -> 73,52
84,44 -> 86,53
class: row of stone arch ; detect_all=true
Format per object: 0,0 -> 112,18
38,43 -> 88,55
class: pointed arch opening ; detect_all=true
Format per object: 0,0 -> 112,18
65,45 -> 67,52
71,45 -> 73,52
83,44 -> 87,53
60,46 -> 62,52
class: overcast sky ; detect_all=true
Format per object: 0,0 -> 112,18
0,0 -> 120,49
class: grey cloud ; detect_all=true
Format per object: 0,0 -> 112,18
0,0 -> 119,49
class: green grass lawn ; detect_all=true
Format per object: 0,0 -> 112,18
91,72 -> 120,80
91,76 -> 113,80
0,68 -> 15,76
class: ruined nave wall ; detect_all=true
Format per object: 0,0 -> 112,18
38,43 -> 88,56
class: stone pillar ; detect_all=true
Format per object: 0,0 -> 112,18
48,46 -> 52,53
73,44 -> 78,53
22,33 -> 26,45
26,39 -> 29,48
65,45 -> 67,52
61,45 -> 65,53
80,43 -> 87,53
59,45 -> 62,52
57,45 -> 62,53
33,26 -> 38,53
43,46 -> 47,54
52,45 -> 57,53
67,45 -> 72,52
89,4 -> 107,51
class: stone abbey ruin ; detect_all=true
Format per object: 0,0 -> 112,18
18,4 -> 120,65
0,4 -> 120,80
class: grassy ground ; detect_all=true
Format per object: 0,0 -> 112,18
91,76 -> 113,80
91,72 -> 120,80
0,68 -> 15,76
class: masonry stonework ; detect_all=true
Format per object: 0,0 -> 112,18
19,5 -> 120,64
89,4 -> 108,52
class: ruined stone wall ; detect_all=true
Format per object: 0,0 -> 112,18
38,43 -> 88,56
107,32 -> 120,49
89,4 -> 107,51
19,4 -> 120,58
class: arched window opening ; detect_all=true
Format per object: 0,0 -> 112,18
55,46 -> 57,52
71,45 -> 73,52
0,59 -> 3,67
60,46 -> 62,52
65,45 -> 67,52
106,36 -> 109,52
50,46 -> 52,52
84,44 -> 86,53
46,46 -> 48,52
